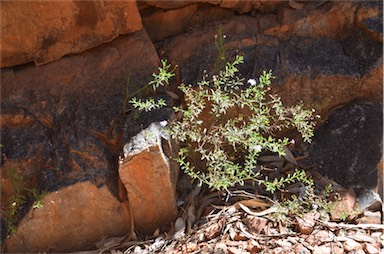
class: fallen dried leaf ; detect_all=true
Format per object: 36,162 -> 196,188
204,220 -> 223,240
275,239 -> 292,248
243,215 -> 268,234
214,242 -> 228,253
238,203 -> 278,217
283,145 -> 298,165
247,240 -> 262,253
347,234 -> 376,244
227,246 -> 250,254
364,243 -> 380,254
344,238 -> 363,252
313,244 -> 331,254
320,221 -> 384,230
330,242 -> 344,254
234,198 -> 271,210
295,243 -> 311,254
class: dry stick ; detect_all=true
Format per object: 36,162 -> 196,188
319,220 -> 384,230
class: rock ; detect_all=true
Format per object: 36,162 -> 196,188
296,212 -> 320,235
329,188 -> 356,221
279,2 -> 356,39
357,211 -> 382,224
139,0 -> 220,10
5,181 -> 131,253
0,1 -> 142,67
169,0 -> 284,15
158,10 -> 382,118
356,2 -> 383,42
219,0 -> 254,14
307,103 -> 383,195
358,190 -> 382,212
119,121 -> 179,235
1,28 -> 160,242
141,3 -> 235,42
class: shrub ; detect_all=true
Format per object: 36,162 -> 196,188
130,56 -> 317,191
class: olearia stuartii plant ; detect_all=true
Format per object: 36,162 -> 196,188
130,55 -> 317,192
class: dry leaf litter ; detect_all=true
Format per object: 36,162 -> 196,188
81,143 -> 383,254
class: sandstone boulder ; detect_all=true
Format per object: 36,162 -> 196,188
307,103 -> 383,195
5,182 -> 131,253
1,28 -> 160,243
0,1 -> 142,67
119,121 -> 179,235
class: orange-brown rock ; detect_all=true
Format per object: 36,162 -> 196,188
141,3 -> 235,42
272,2 -> 357,40
139,0 -> 220,10
5,181 -> 131,253
1,28 -> 161,246
0,1 -> 142,67
119,122 -> 179,235
219,0 -> 285,14
356,3 -> 383,42
160,12 -> 382,118
329,188 -> 356,221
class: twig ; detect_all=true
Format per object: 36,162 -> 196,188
319,220 -> 384,230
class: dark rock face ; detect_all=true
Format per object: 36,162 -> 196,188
1,30 -> 159,193
1,29 -> 160,244
308,103 -> 383,194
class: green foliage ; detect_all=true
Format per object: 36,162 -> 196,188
269,183 -> 335,226
129,40 -> 317,192
1,167 -> 46,235
129,60 -> 175,112
149,59 -> 176,90
129,97 -> 167,112
263,169 -> 313,194
169,55 -> 316,191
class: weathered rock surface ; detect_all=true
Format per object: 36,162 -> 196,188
1,28 -> 160,244
5,181 -> 131,253
0,1 -> 142,67
306,103 -> 383,196
119,121 -> 179,235
141,3 -> 235,42
139,0 -> 220,10
156,1 -> 382,118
